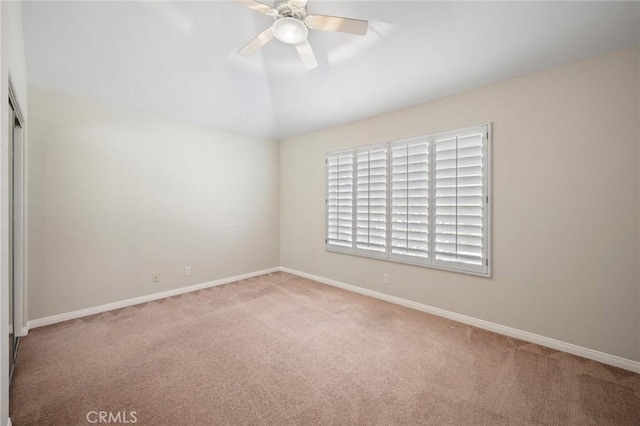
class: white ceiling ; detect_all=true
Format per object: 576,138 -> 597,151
22,1 -> 640,140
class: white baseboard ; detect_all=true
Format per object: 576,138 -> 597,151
21,327 -> 28,336
7,417 -> 11,426
281,267 -> 640,374
26,267 -> 280,330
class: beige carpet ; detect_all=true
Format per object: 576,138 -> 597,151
10,272 -> 640,425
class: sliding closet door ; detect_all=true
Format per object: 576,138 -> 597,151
8,96 -> 24,384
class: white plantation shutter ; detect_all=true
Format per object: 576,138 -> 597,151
326,151 -> 354,250
325,124 -> 490,276
434,126 -> 488,274
355,146 -> 388,255
390,139 -> 430,263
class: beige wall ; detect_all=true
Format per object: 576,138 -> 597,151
27,87 -> 280,320
280,46 -> 640,362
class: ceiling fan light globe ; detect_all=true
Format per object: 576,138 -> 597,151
272,17 -> 308,44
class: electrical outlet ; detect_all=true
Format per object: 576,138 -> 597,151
384,273 -> 390,284
185,266 -> 192,276
152,273 -> 160,283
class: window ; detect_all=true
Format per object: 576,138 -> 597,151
325,124 -> 491,276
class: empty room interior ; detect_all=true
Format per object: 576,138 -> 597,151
0,0 -> 639,424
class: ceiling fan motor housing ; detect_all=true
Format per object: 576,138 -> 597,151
275,2 -> 307,21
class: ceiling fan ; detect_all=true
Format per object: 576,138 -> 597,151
234,0 -> 368,70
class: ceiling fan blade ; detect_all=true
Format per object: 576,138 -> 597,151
288,0 -> 308,9
295,39 -> 318,70
232,0 -> 273,15
238,27 -> 274,56
306,15 -> 368,35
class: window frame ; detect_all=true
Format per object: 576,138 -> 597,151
325,123 -> 492,278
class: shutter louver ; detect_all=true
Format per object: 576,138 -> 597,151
434,127 -> 487,273
390,140 -> 429,263
326,152 -> 354,249
356,146 -> 388,254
